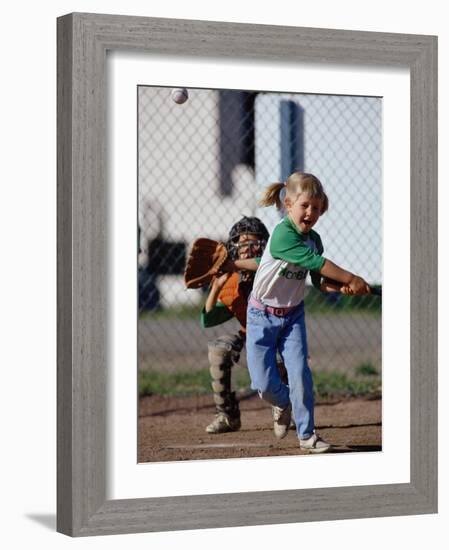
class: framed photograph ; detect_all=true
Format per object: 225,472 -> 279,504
136,84 -> 383,465
57,13 -> 437,536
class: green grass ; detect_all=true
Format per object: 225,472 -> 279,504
354,362 -> 379,376
313,370 -> 381,399
139,367 -> 252,397
139,363 -> 381,399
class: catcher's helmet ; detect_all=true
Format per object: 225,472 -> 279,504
227,216 -> 269,259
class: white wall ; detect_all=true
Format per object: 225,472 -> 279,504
255,93 -> 382,283
1,1 -> 446,549
139,87 -> 256,243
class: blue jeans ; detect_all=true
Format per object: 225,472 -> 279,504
246,301 -> 315,439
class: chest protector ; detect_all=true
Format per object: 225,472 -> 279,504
217,273 -> 252,330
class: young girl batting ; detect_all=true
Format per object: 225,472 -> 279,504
246,171 -> 371,453
201,216 -> 291,434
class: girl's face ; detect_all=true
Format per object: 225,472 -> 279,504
286,192 -> 323,233
236,233 -> 265,259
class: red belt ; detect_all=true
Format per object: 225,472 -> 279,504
249,296 -> 297,317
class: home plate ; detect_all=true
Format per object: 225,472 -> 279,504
165,443 -> 274,450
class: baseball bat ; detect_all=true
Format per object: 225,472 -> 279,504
323,278 -> 382,297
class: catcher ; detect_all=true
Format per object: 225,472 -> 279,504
198,217 -> 271,434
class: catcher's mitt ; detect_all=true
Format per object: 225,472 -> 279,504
184,238 -> 229,289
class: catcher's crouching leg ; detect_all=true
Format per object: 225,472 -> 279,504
206,336 -> 243,434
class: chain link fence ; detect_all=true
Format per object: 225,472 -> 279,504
138,86 -> 382,381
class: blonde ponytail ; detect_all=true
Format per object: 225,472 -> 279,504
258,172 -> 328,214
258,182 -> 285,210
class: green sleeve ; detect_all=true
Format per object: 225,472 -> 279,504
201,301 -> 233,328
270,221 -> 325,271
254,256 -> 262,265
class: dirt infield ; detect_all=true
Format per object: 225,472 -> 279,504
138,393 -> 382,463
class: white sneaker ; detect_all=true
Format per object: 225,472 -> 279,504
206,412 -> 241,434
272,403 -> 292,439
299,432 -> 331,454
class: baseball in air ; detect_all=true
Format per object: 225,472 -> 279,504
171,88 -> 189,104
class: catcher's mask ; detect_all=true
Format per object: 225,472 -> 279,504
227,216 -> 269,260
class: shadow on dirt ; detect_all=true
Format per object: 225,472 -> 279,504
330,445 -> 382,453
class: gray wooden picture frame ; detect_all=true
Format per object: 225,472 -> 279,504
57,12 -> 438,537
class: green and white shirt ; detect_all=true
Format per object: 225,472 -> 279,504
252,216 -> 326,308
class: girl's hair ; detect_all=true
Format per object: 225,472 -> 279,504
258,171 -> 329,214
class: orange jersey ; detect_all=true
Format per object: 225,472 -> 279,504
217,273 -> 252,330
